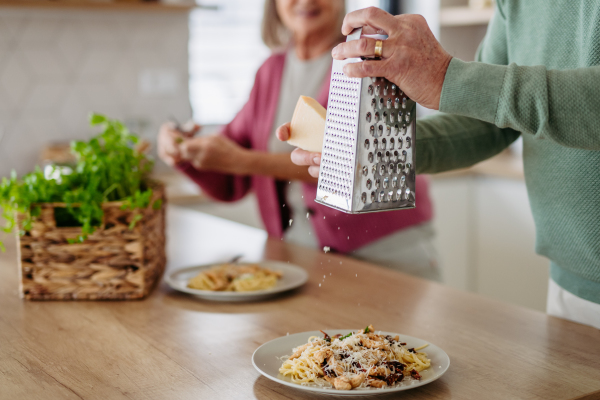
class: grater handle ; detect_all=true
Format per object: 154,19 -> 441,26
346,27 -> 363,42
345,28 -> 387,61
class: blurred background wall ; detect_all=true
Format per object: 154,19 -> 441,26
0,8 -> 192,177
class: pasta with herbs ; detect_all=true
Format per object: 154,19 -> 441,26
188,263 -> 282,292
279,325 -> 431,390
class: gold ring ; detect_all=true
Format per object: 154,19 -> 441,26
374,39 -> 383,58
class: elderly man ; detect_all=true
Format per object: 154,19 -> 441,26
278,2 -> 600,329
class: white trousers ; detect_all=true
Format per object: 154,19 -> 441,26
546,279 -> 600,330
352,222 -> 441,282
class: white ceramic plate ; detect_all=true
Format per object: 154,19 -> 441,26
252,330 -> 450,396
166,260 -> 308,302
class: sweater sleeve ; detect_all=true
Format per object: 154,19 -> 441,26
416,3 -> 520,174
417,113 -> 520,174
176,162 -> 250,203
440,1 -> 600,151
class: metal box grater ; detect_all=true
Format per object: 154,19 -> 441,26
316,28 -> 417,214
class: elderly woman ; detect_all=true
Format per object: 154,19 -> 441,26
158,0 -> 440,281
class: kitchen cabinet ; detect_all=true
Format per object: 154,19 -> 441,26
429,178 -> 473,292
439,0 -> 492,62
430,168 -> 549,312
473,178 -> 549,311
429,177 -> 473,291
440,6 -> 494,27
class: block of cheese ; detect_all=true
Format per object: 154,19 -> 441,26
288,96 -> 326,152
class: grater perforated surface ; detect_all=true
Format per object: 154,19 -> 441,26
316,28 -> 417,214
319,71 -> 361,200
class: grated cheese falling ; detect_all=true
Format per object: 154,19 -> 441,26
282,329 -> 430,389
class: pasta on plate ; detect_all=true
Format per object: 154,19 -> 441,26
279,325 -> 431,390
187,263 -> 282,292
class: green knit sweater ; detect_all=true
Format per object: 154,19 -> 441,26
417,0 -> 600,304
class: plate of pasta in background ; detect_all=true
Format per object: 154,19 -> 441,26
166,260 -> 308,301
252,326 -> 450,396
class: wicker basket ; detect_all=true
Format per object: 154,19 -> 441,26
17,182 -> 166,300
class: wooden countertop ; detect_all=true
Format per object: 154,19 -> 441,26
1,206 -> 599,399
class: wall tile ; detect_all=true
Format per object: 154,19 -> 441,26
0,16 -> 25,44
21,47 -> 71,82
78,49 -> 121,82
22,83 -> 68,116
128,19 -> 167,51
0,53 -> 32,113
56,22 -> 89,72
0,124 -> 36,176
0,41 -> 11,73
81,19 -> 128,50
0,105 -> 11,134
18,18 -> 62,47
110,57 -> 139,102
78,82 -> 125,112
129,49 -> 163,69
21,116 -> 66,145
59,89 -> 104,136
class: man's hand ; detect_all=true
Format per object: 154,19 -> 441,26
276,123 -> 321,178
331,7 -> 452,110
279,8 -> 451,177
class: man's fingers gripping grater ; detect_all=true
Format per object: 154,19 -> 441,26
316,28 -> 417,214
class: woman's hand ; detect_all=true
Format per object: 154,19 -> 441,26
180,134 -> 248,173
158,122 -> 201,166
331,7 -> 452,110
276,123 -> 321,178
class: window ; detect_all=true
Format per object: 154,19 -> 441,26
189,0 -> 270,125
188,0 -> 379,126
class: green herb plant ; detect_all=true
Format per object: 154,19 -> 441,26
0,114 -> 159,249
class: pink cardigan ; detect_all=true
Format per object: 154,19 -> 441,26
177,52 -> 433,253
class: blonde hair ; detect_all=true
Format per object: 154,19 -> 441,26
261,0 -> 346,51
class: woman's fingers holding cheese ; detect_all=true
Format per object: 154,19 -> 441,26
279,120 -> 321,176
291,148 -> 321,167
308,166 -> 320,178
276,122 -> 291,141
158,122 -> 185,166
